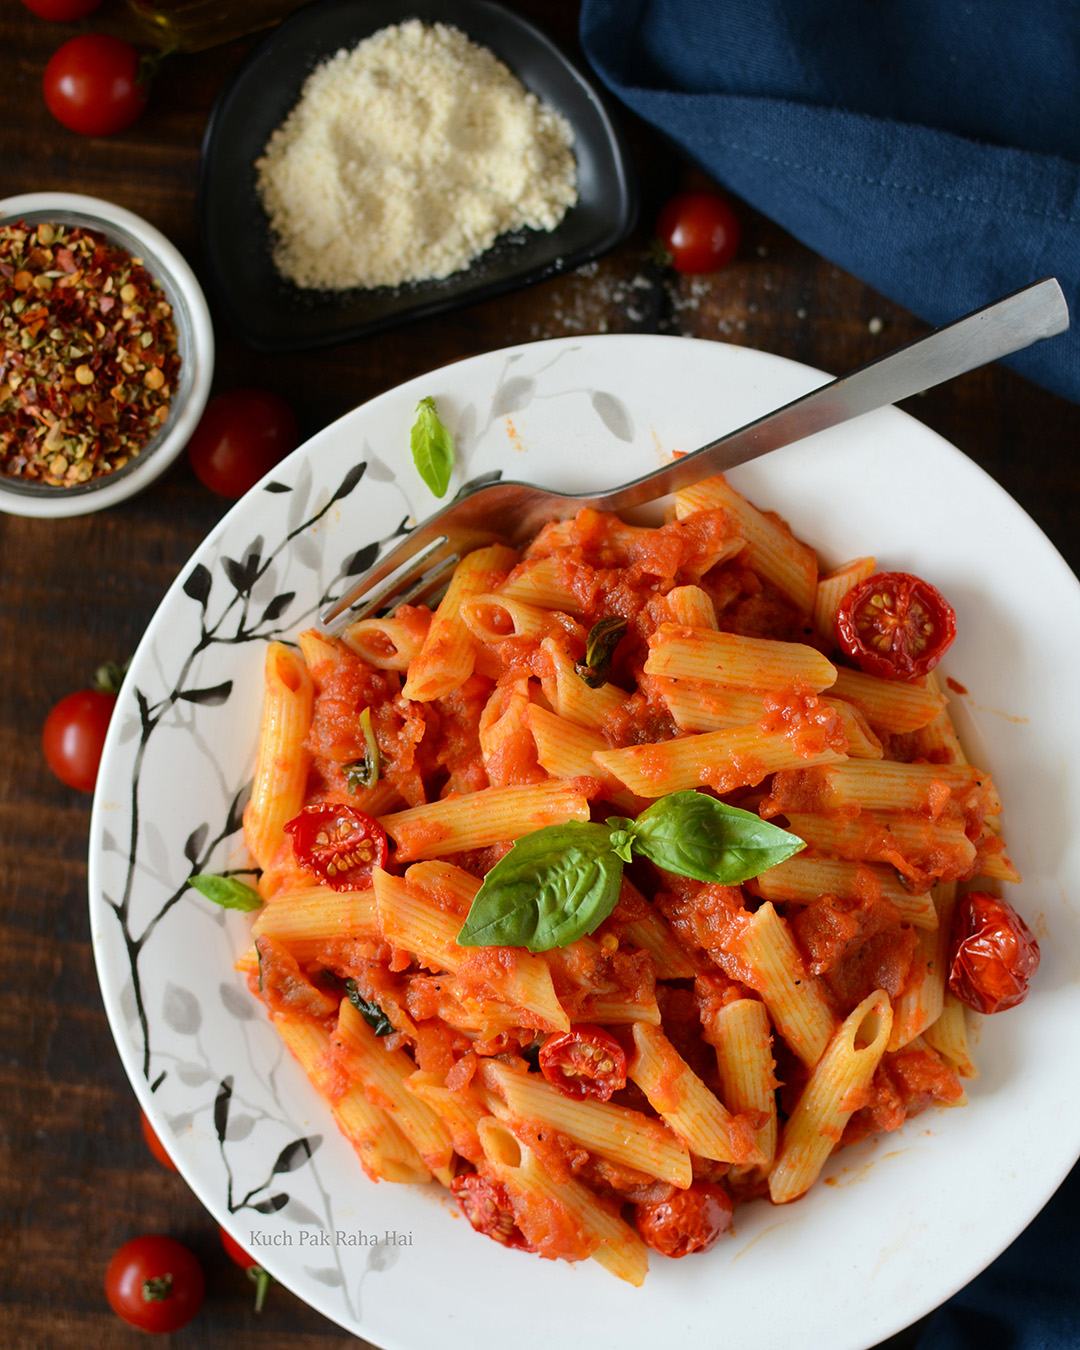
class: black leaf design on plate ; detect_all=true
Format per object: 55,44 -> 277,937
221,539 -> 264,595
224,782 -> 252,838
177,681 -> 233,707
263,481 -> 291,493
342,542 -> 380,577
260,592 -> 295,623
184,822 -> 208,864
330,462 -> 366,503
162,982 -> 202,1035
495,375 -> 535,415
251,1192 -> 290,1214
214,1077 -> 233,1143
272,1135 -> 322,1174
183,562 -> 212,607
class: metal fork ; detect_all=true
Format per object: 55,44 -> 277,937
322,277 -> 1068,627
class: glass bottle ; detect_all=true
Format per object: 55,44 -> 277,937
124,0 -> 308,53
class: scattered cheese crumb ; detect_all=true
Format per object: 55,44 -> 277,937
255,20 -> 578,290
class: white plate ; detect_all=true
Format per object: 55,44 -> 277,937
89,335 -> 1080,1350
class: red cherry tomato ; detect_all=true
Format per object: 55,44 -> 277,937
186,388 -> 300,498
42,688 -> 115,791
451,1174 -> 535,1250
537,1024 -> 627,1102
219,1224 -> 273,1313
835,571 -> 957,680
284,804 -> 389,891
105,1235 -> 205,1333
43,35 -> 148,137
655,190 -> 741,274
139,1110 -> 178,1173
635,1181 -> 734,1257
21,0 -> 103,18
947,891 -> 1040,1014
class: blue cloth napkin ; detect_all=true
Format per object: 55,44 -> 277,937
579,0 -> 1080,403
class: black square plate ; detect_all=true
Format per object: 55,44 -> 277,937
197,0 -> 638,353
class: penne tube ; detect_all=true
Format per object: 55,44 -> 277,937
478,1117 -> 648,1286
334,997 -> 455,1184
664,584 -> 719,628
751,854 -> 939,929
595,723 -> 844,798
482,1060 -> 692,1188
243,642 -> 314,874
403,544 -> 518,701
830,666 -> 947,735
769,990 -> 893,1203
251,885 -> 380,944
539,636 -> 629,729
672,473 -> 818,613
644,624 -> 837,692
341,615 -> 428,670
923,991 -> 980,1079
888,883 -> 955,1051
781,810 -> 975,884
380,780 -> 592,862
460,592 -> 583,645
727,903 -> 838,1068
703,997 -> 779,1168
629,1022 -> 764,1165
813,557 -> 876,647
275,1011 -> 431,1185
527,704 -> 638,811
764,760 -> 1000,817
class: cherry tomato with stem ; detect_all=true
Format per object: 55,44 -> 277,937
139,1109 -> 178,1173
43,34 -> 149,137
105,1234 -> 205,1333
835,570 -> 956,680
187,388 -> 300,498
635,1181 -> 734,1257
451,1174 -> 535,1250
947,891 -> 1040,1014
538,1024 -> 627,1102
284,804 -> 389,892
655,190 -> 741,274
219,1225 -> 273,1313
21,0 -> 103,18
42,663 -> 122,791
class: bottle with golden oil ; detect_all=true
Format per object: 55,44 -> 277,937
124,0 -> 308,52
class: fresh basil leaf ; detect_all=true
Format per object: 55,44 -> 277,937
621,791 -> 805,884
343,708 -> 381,792
574,616 -> 628,688
345,979 -> 394,1036
410,396 -> 455,498
456,822 -> 623,952
190,874 -> 262,912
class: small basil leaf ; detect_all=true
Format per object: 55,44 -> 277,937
190,874 -> 262,912
622,791 -> 805,884
456,822 -> 623,952
343,708 -> 381,792
608,828 -> 635,864
344,979 -> 394,1036
574,616 -> 628,688
410,396 -> 455,498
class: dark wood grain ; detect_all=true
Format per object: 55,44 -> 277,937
2,3 -> 1077,1347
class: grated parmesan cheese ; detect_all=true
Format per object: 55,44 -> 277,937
255,20 -> 578,291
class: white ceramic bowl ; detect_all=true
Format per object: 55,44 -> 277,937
89,336 -> 1080,1350
0,191 -> 214,517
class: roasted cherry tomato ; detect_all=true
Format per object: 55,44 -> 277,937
284,804 -> 389,891
42,687 -> 115,791
835,571 -> 956,680
186,388 -> 300,498
947,891 -> 1040,1014
219,1224 -> 273,1313
655,190 -> 741,274
21,0 -> 103,18
139,1109 -> 178,1173
538,1024 -> 627,1102
105,1234 -> 205,1333
635,1181 -> 734,1257
451,1174 -> 535,1250
43,34 -> 148,137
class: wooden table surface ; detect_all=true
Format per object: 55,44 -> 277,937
2,2 -> 1077,1346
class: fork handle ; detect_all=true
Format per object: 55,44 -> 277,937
588,277 -> 1069,511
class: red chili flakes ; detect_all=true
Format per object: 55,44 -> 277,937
0,220 -> 181,486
